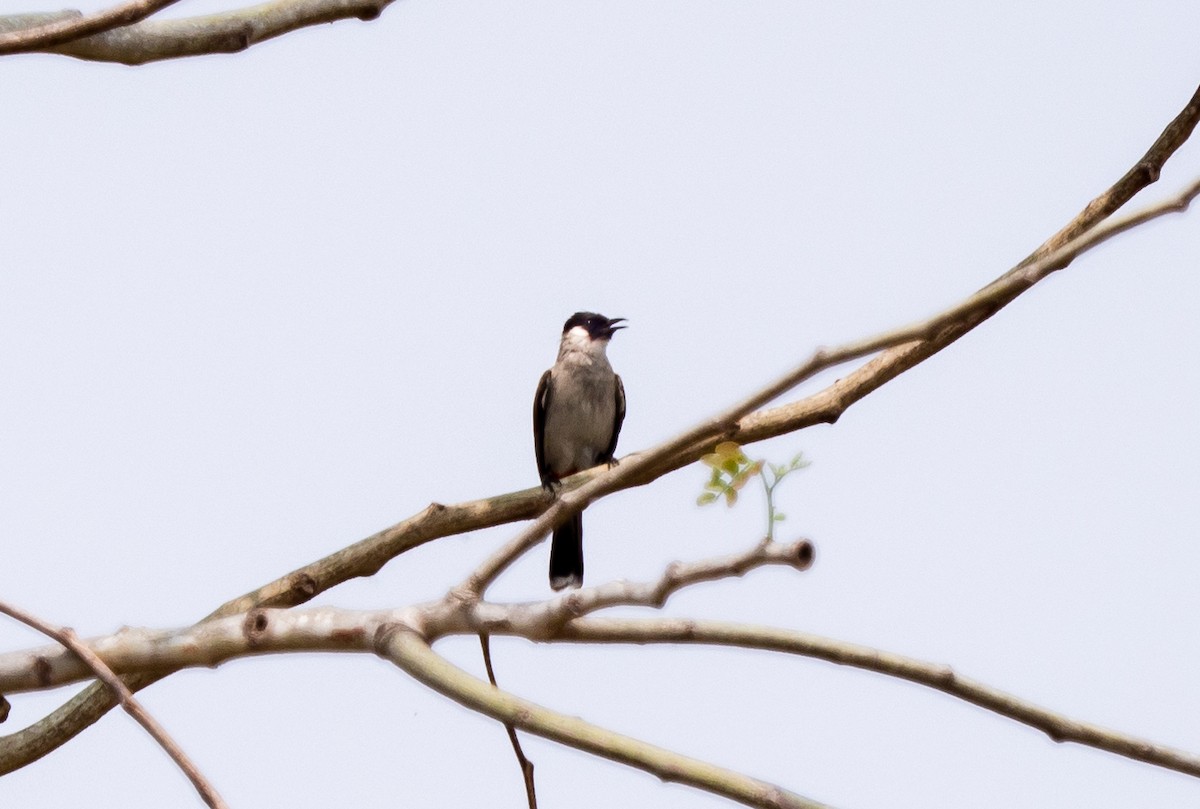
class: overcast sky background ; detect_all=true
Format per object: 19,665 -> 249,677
3,2 -> 1200,807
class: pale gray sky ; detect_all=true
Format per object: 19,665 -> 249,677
3,2 -> 1200,807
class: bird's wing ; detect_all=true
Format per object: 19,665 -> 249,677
604,373 -> 626,462
533,368 -> 553,485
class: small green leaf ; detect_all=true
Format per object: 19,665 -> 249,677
774,512 -> 786,521
724,488 -> 738,506
722,459 -> 740,475
714,441 -> 742,460
697,492 -> 719,506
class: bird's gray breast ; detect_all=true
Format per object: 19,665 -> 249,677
543,360 -> 616,476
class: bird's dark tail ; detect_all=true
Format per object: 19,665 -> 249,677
549,512 -> 584,590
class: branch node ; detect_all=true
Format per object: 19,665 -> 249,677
448,582 -> 481,608
288,572 -> 318,602
760,786 -> 790,809
472,611 -> 513,636
373,621 -> 414,654
933,664 -> 957,686
34,656 -> 52,687
231,21 -> 253,52
243,610 -> 270,647
793,540 -> 814,570
549,591 -> 588,627
356,2 -> 384,21
0,695 -> 8,724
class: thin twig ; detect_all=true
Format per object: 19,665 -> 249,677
0,0 -> 182,54
0,600 -> 228,809
479,634 -> 537,809
466,538 -> 815,631
553,617 -> 1200,779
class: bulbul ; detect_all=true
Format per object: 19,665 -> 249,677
534,312 -> 627,590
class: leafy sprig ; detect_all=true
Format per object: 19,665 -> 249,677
698,442 -> 809,540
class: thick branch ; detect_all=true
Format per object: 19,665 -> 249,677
0,538 -> 811,689
9,613 -> 831,808
0,0 -> 394,65
7,604 -> 1197,791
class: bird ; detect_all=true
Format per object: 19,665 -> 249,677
533,312 -> 627,590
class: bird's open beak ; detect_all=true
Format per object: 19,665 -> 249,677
603,318 -> 627,338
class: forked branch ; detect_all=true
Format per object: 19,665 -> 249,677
0,600 -> 228,809
2,82 -> 1198,779
3,584 -> 1198,789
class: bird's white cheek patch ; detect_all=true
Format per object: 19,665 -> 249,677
564,326 -> 596,350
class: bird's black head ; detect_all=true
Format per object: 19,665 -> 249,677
563,311 -> 627,341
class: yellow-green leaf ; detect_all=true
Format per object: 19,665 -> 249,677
714,441 -> 742,460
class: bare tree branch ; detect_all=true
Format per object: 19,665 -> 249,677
466,538 -> 814,636
454,173 -> 1200,598
720,80 -> 1200,462
6,596 -> 1197,796
0,0 -> 181,55
2,82 -> 1197,776
0,609 -> 380,692
554,618 -> 1200,780
0,0 -> 394,65
0,600 -> 228,809
0,538 -> 811,690
380,625 -> 836,809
